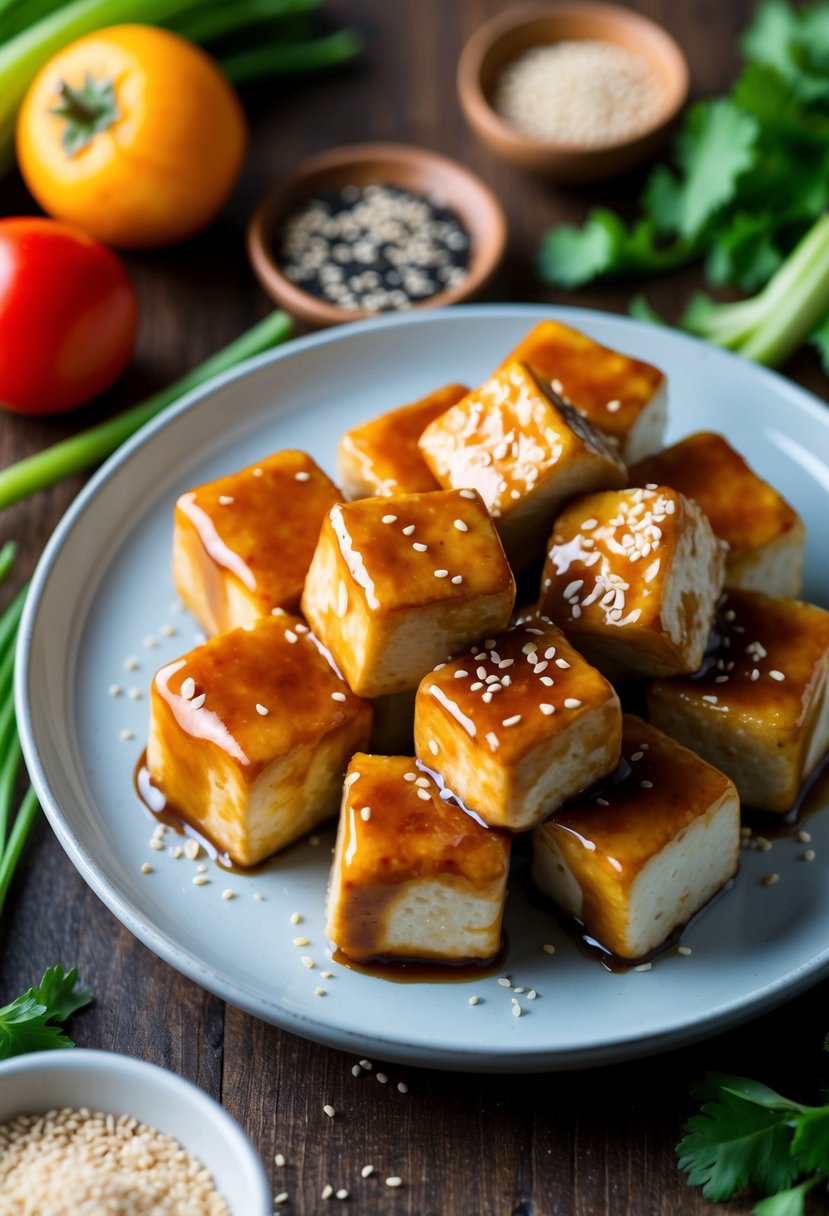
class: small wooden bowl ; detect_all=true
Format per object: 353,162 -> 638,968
247,143 -> 507,329
458,2 -> 689,183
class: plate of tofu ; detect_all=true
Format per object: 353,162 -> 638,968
17,304 -> 829,1071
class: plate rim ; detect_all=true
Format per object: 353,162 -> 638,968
16,302 -> 829,1072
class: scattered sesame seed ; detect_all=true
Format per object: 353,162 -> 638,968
301,956 -> 315,969
275,1192 -> 289,1205
403,772 -> 417,782
255,703 -> 269,716
512,1004 -> 522,1018
331,691 -> 347,702
497,976 -> 511,987
120,729 -> 134,741
143,636 -> 157,649
321,971 -> 333,979
460,489 -> 477,499
323,1105 -> 336,1118
402,524 -> 415,536
798,830 -> 812,844
336,1189 -> 349,1201
109,684 -> 122,697
221,889 -> 235,901
192,874 -> 209,886
184,839 -> 200,861
451,575 -> 463,584
606,399 -> 621,412
555,659 -> 570,669
161,623 -> 176,637
295,471 -> 311,482
359,1059 -> 373,1070
468,995 -> 481,1006
275,1153 -> 286,1167
412,542 -> 428,552
290,911 -> 303,924
197,863 -> 208,873
702,694 -> 718,704
376,1072 -> 388,1084
434,569 -> 449,578
634,963 -> 652,972
542,944 -> 556,955
360,807 -> 372,822
381,514 -> 397,524
526,990 -> 538,1000
293,937 -> 310,946
678,946 -> 693,956
416,788 -> 431,801
803,850 -> 816,862
218,495 -> 234,505
539,704 -> 555,716
640,780 -> 653,789
630,751 -> 643,762
502,714 -> 522,727
453,519 -> 469,532
563,698 -> 582,709
386,1177 -> 403,1188
761,873 -> 780,886
322,1185 -> 334,1200
397,1083 -> 408,1094
128,688 -> 142,701
315,987 -> 327,997
285,629 -> 298,644
361,1165 -> 375,1178
428,740 -> 439,755
141,862 -> 153,874
149,838 -> 164,852
769,670 -> 785,681
171,846 -> 183,859
352,1065 -> 361,1077
124,656 -> 139,671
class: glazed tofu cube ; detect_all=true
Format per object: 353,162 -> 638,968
301,489 -> 515,698
325,754 -> 511,963
173,449 -> 341,636
531,716 -> 739,960
499,320 -> 667,462
337,383 -> 469,499
647,589 -> 829,813
418,362 -> 626,568
629,431 -> 805,598
414,619 -> 621,830
539,486 -> 726,680
146,615 -> 371,866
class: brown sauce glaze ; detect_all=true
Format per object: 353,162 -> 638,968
331,938 -> 508,983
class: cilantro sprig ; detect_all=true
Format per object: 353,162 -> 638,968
0,964 -> 93,1059
678,1049 -> 829,1214
537,0 -> 829,369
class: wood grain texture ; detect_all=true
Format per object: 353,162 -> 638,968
1,2 -> 828,1213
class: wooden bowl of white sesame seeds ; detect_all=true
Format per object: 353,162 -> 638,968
458,2 -> 689,183
247,143 -> 507,328
0,1049 -> 270,1215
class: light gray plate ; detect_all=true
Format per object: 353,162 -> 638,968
16,305 -> 829,1072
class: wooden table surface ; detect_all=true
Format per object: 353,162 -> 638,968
1,2 -> 828,1213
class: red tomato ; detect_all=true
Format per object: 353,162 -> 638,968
0,217 -> 138,415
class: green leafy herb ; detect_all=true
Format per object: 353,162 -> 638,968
678,1045 -> 829,1214
0,965 -> 92,1059
537,0 -> 829,369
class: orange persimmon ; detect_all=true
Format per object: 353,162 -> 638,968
16,25 -> 248,249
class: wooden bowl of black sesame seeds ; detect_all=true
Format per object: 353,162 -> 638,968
458,2 -> 689,183
246,143 -> 507,328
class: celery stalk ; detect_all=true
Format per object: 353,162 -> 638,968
0,311 -> 293,512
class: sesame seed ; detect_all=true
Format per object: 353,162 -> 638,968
295,471 -> 311,482
331,691 -> 347,702
596,797 -> 609,806
803,850 -> 816,861
197,863 -> 208,873
434,569 -> 449,578
336,1190 -> 349,1201
315,987 -> 327,997
454,669 -> 468,678
345,772 -> 360,788
141,862 -> 153,874
321,971 -> 333,979
120,729 -> 134,741
417,788 -> 431,801
539,704 -> 555,716
751,668 -> 760,681
502,714 -> 522,727
512,1004 -> 522,1018
128,688 -> 142,701
761,873 -> 779,886
361,1165 -> 375,1178
499,658 -> 514,669
468,995 -> 481,1006
190,693 -> 206,710
606,399 -> 621,412
452,574 -> 463,584
453,519 -> 468,532
542,944 -> 556,955
376,1072 -> 388,1084
415,776 -> 430,788
149,838 -> 164,852
798,830 -> 812,843
171,846 -> 183,859
398,1083 -> 408,1093
192,874 -> 209,886
381,514 -> 397,524
301,956 -> 315,969
678,946 -> 693,956
634,963 -> 652,972
352,1065 -> 361,1077
322,1185 -> 334,1200
275,1192 -> 289,1205
412,542 -> 428,552
125,656 -> 139,671
497,976 -> 511,987
293,937 -> 310,946
630,751 -> 643,762
563,698 -> 582,709
285,629 -> 298,644
256,703 -> 269,716
540,675 -> 554,686
161,623 -> 176,637
640,780 -> 653,789
526,990 -> 538,1000
275,1153 -> 286,1167
460,489 -> 477,499
428,739 -> 439,755
184,839 -> 200,861
769,670 -> 785,681
323,1104 -> 336,1118
109,684 -> 122,697
402,524 -> 415,536
360,807 -> 372,821
221,889 -> 235,901
403,772 -> 416,782
386,1177 -> 403,1188
555,659 -> 571,669
359,1059 -> 373,1069
702,695 -> 718,704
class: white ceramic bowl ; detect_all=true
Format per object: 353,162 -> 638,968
0,1049 -> 270,1215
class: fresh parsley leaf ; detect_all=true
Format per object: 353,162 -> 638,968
677,1073 -> 800,1201
754,1175 -> 823,1216
537,209 -> 627,288
704,212 -> 783,291
741,0 -> 803,78
628,295 -> 667,327
790,1105 -> 829,1173
657,100 -> 758,241
0,965 -> 92,1060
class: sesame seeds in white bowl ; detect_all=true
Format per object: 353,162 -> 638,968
0,1050 -> 270,1216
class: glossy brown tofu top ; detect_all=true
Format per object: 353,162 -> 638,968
419,619 -> 619,764
337,384 -> 469,495
418,362 -> 623,520
649,589 -> 829,737
324,489 -> 515,617
629,432 -> 801,553
499,321 -> 664,443
338,754 -> 510,889
152,615 -> 368,776
540,486 -> 686,633
550,715 -> 734,884
175,450 -> 341,610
